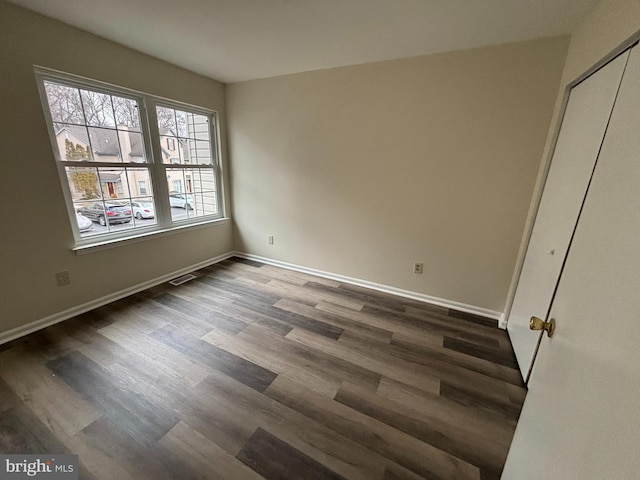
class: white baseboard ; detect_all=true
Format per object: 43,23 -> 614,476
234,252 -> 503,322
498,314 -> 508,330
0,251 -> 235,346
1,250 -> 505,345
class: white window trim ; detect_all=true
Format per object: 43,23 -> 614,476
73,217 -> 230,255
34,66 -> 226,249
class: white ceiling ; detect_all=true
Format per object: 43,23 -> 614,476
8,0 -> 599,83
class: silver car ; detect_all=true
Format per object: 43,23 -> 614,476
75,212 -> 93,232
131,201 -> 155,219
169,193 -> 194,210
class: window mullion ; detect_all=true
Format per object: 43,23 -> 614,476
211,111 -> 226,218
143,97 -> 172,228
61,160 -> 140,168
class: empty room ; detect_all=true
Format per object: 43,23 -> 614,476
1,0 -> 639,478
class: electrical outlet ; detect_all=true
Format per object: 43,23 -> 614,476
413,262 -> 423,274
267,235 -> 274,245
55,270 -> 71,286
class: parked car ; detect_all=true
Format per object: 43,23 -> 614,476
75,212 -> 93,232
131,201 -> 155,219
169,192 -> 194,210
77,202 -> 132,226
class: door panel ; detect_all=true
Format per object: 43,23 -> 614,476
502,45 -> 640,479
507,51 -> 628,380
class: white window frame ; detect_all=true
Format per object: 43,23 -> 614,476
35,67 -> 226,250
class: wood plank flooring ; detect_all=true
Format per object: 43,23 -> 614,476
0,257 -> 526,479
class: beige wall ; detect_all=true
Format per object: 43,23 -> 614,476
227,37 -> 569,313
0,2 -> 233,335
503,0 -> 640,322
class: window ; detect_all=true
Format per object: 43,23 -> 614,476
157,104 -> 219,222
36,68 -> 223,246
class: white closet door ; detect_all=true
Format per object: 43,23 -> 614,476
502,44 -> 640,479
507,51 -> 629,381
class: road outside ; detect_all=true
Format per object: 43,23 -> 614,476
81,207 -> 190,237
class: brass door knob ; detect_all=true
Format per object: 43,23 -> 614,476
530,316 -> 556,337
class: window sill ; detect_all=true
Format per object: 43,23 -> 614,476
73,217 -> 230,255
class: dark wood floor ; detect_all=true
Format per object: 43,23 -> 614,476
0,257 -> 526,480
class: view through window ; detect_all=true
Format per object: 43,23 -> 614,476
38,70 -> 222,245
